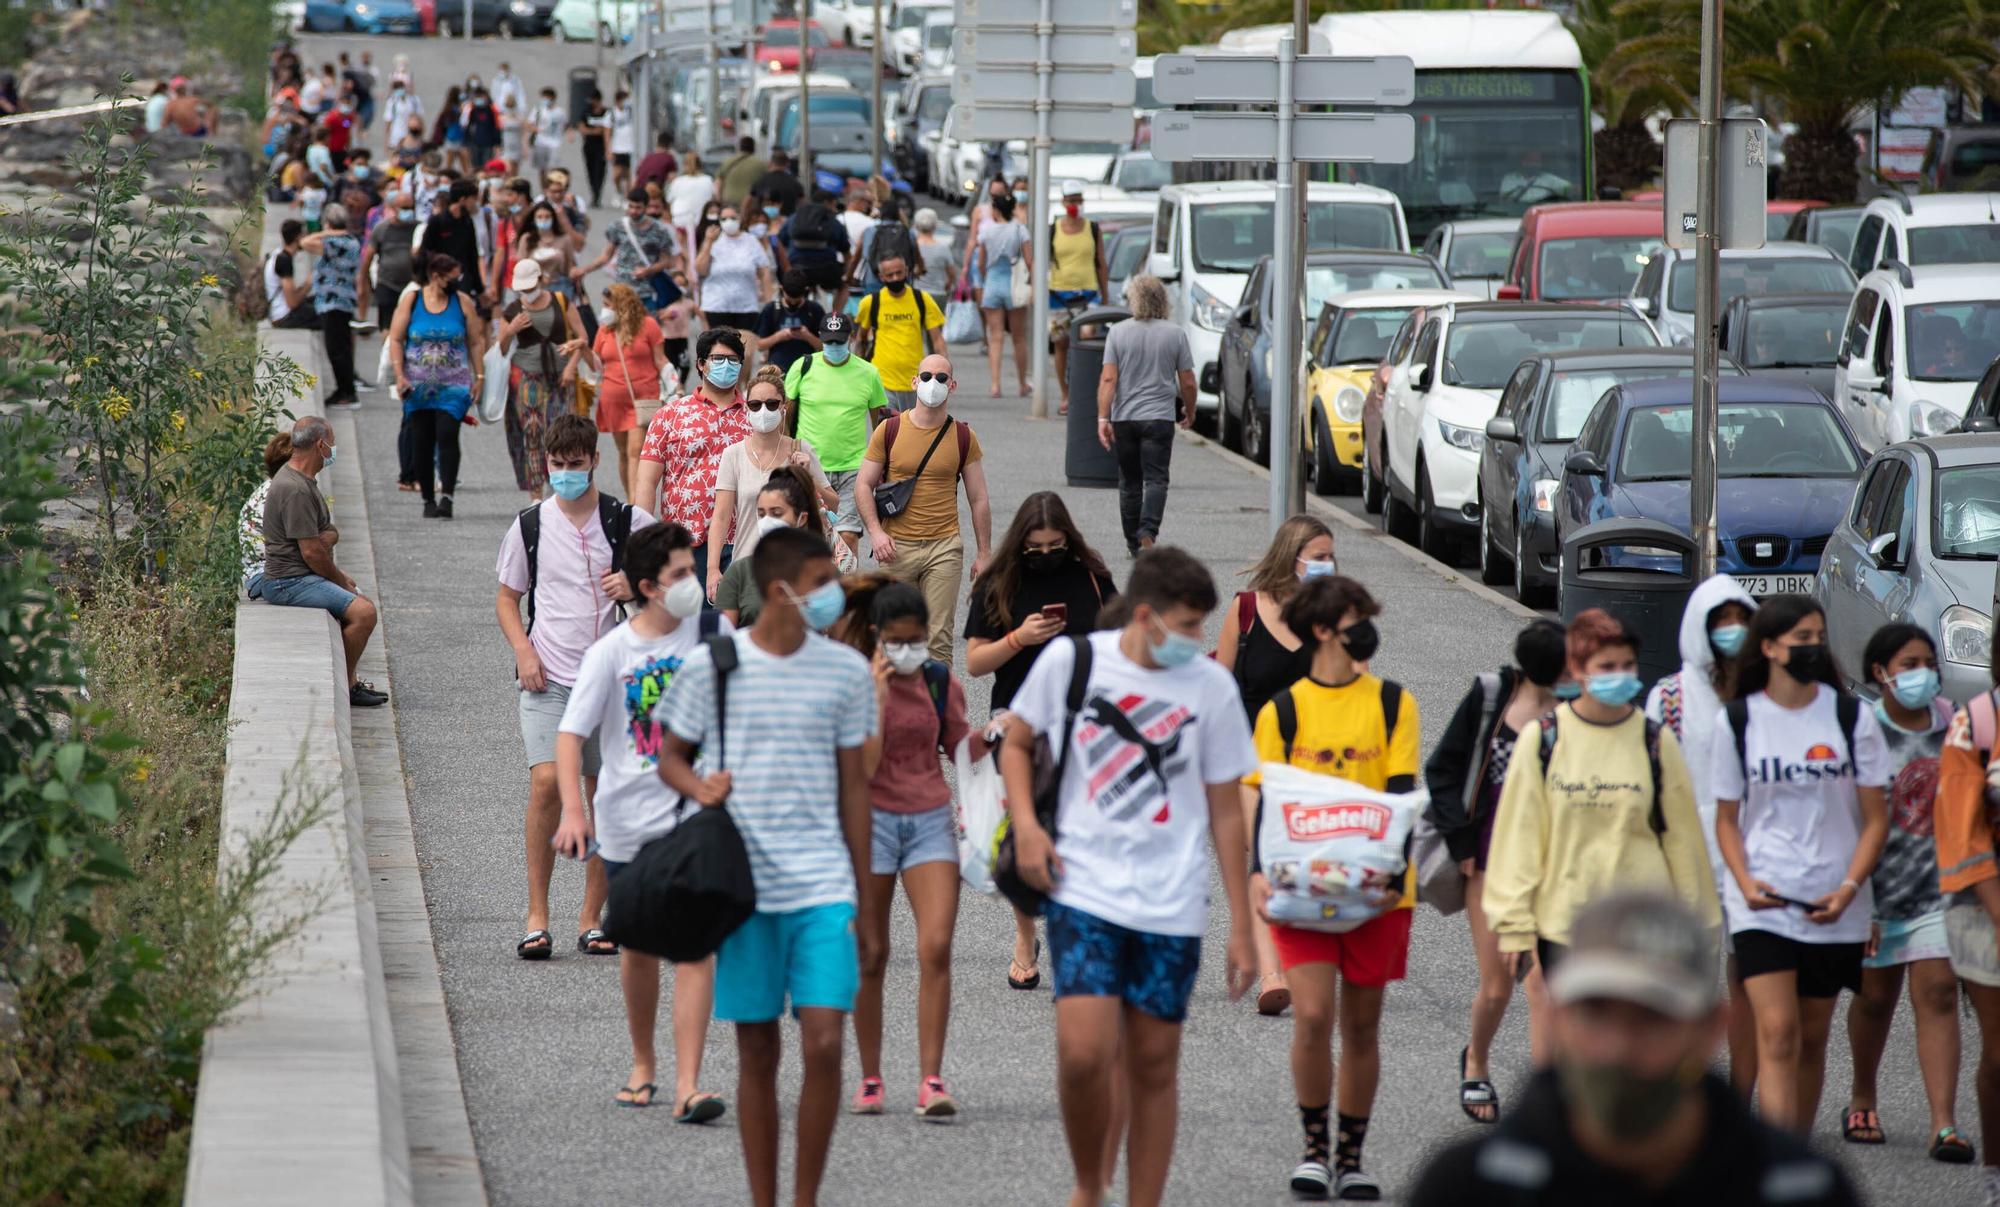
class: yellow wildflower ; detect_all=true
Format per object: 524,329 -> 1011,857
169,411 -> 186,432
101,391 -> 133,421
82,355 -> 100,368
132,757 -> 152,783
200,273 -> 219,288
187,368 -> 204,382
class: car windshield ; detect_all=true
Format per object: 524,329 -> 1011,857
1907,301 -> 2000,382
761,24 -> 829,47
1541,366 -> 1697,441
1667,257 -> 1854,312
1108,230 -> 1150,281
918,88 -> 952,121
1191,201 -> 1399,272
1536,235 -> 1655,300
1304,262 -> 1445,313
1938,466 -> 2000,558
896,6 -> 934,29
1114,156 -> 1173,193
1807,210 -> 1863,256
926,22 -> 951,48
1618,402 -> 1858,481
1738,304 -> 1846,368
1907,223 -> 2000,266
817,60 -> 876,93
1446,231 -> 1513,279
1444,315 -> 1658,389
1327,308 -> 1416,366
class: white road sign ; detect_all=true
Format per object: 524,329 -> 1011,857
953,64 -> 1136,107
955,28 -> 1138,69
957,103 -> 1137,144
955,0 -> 1137,29
1662,118 -> 1769,250
1150,111 -> 1416,164
660,0 -> 736,31
1150,54 -> 1414,107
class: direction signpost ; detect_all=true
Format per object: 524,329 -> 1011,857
952,0 -> 1137,420
1151,46 -> 1414,530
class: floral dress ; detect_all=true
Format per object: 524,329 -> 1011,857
402,290 -> 474,421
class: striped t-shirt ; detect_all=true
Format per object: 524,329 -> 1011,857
656,628 -> 877,912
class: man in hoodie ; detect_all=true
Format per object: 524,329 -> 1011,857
1643,574 -> 1757,1097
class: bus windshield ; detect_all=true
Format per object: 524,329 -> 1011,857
1335,69 -> 1587,241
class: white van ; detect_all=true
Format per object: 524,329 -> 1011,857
1146,180 -> 1410,415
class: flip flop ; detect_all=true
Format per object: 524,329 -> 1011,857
577,928 -> 618,955
1007,939 -> 1042,991
515,929 -> 553,961
1459,1047 -> 1499,1123
675,1092 -> 727,1124
1842,1107 -> 1885,1144
614,1082 -> 657,1108
1931,1126 -> 1975,1163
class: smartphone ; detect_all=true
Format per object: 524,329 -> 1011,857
1771,892 -> 1823,911
1043,602 -> 1068,625
549,835 -> 600,861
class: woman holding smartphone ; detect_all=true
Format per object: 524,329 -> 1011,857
1712,594 -> 1890,1134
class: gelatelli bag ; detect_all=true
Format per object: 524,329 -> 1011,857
1257,763 -> 1424,933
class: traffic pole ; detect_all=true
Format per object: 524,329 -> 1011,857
1283,0 -> 1309,519
1692,0 -> 1722,580
1028,0 -> 1053,419
1268,30 -> 1301,529
800,0 -> 814,185
704,0 -> 719,150
871,0 -> 884,183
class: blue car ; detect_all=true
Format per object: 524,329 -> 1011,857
1554,377 -> 1865,610
303,0 -> 424,34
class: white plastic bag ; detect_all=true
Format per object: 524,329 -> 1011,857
1257,763 -> 1425,933
953,737 -> 1005,895
943,297 -> 982,345
479,344 -> 509,424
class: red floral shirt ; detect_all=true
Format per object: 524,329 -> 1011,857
640,387 -> 750,537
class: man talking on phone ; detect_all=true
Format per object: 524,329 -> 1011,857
1097,274 -> 1195,555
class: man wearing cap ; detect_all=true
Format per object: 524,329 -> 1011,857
1049,180 -> 1109,396
1410,892 -> 1862,1206
784,313 -> 887,558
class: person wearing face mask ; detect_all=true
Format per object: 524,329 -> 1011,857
668,152 -> 717,243
856,352 -> 994,663
551,520 -> 729,1118
576,188 -> 682,308
1644,575 -> 1761,1096
707,366 -> 837,599
592,283 -> 675,500
391,116 -> 428,176
1424,619 -> 1570,1124
526,88 -> 568,176
359,189 -> 419,331
635,327 -> 755,580
975,194 -> 1032,396
999,546 -> 1259,1207
1048,181 -> 1109,396
785,314 -> 887,559
464,93 -> 501,180
514,199 -> 579,312
1097,274 -> 1194,551
390,251 -> 488,517
854,256 -> 945,415
718,134 -> 768,210
497,257 -> 590,502
696,204 -> 776,335
655,525 -> 880,1207
1838,623 -> 1969,1161
1711,594 -> 1888,1134
1240,575 -> 1418,1200
1486,608 -> 1718,1056
752,267 -> 827,377
579,89 -> 611,208
715,465 -> 847,627
1410,892 -> 1864,1207
381,78 -> 423,153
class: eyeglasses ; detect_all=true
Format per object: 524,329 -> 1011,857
744,397 -> 783,411
1024,541 -> 1068,555
918,371 -> 950,383
707,355 -> 744,366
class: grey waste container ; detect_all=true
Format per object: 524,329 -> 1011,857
1559,517 -> 1700,689
568,68 -> 601,129
1064,306 -> 1130,488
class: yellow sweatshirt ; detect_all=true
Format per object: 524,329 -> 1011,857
1483,703 -> 1720,952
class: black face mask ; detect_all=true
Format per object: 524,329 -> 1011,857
882,278 -> 908,294
1784,642 -> 1834,684
1022,548 -> 1070,574
1339,618 -> 1380,662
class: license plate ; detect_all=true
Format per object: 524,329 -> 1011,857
1731,574 -> 1813,598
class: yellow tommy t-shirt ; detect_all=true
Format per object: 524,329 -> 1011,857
1245,673 -> 1422,909
859,286 -> 942,394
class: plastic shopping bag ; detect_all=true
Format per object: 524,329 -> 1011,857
1257,763 -> 1425,933
479,345 -> 509,424
944,296 -> 982,346
953,737 -> 1005,895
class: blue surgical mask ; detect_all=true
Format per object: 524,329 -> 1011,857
548,469 -> 591,500
320,441 -> 337,465
397,207 -> 416,222
1146,617 -> 1202,669
1296,557 -> 1336,582
353,164 -> 370,178
784,579 -> 845,631
1710,623 -> 1748,658
705,358 -> 741,388
1554,680 -> 1582,700
1014,190 -> 1028,204
1586,671 -> 1643,708
822,343 -> 851,365
764,204 -> 780,218
1888,667 -> 1942,710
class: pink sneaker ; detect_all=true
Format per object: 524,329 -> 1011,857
850,1076 -> 885,1115
915,1076 -> 958,1121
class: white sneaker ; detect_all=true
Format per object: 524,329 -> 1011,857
1289,1159 -> 1330,1200
1334,1168 -> 1381,1201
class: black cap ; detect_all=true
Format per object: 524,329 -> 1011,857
819,313 -> 851,343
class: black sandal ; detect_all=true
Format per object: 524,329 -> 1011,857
674,1092 -> 727,1124
615,1082 -> 657,1108
1842,1107 -> 1885,1144
1931,1126 -> 1975,1163
1458,1047 -> 1498,1123
1007,939 -> 1042,991
577,928 -> 618,955
516,929 -> 553,961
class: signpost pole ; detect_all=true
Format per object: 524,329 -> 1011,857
801,0 -> 814,185
705,1 -> 720,150
1027,0 -> 1053,420
633,9 -> 653,162
1268,32 -> 1299,528
1282,0 -> 1308,519
1692,0 -> 1723,581
871,0 -> 885,182
596,0 -> 605,78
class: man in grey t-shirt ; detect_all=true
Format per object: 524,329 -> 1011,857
1096,275 -> 1195,553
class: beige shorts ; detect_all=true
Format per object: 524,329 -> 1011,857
1946,893 -> 2000,987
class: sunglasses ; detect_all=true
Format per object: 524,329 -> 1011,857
918,371 -> 950,383
744,397 -> 783,411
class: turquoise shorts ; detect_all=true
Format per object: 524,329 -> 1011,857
714,902 -> 859,1022
1867,908 -> 1951,969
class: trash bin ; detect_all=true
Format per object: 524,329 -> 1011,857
568,68 -> 601,128
1558,518 -> 1700,688
1065,306 -> 1129,488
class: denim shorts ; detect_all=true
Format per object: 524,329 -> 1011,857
1046,900 -> 1203,1023
519,682 -> 602,776
714,902 -> 860,1022
870,803 -> 958,876
825,469 -> 863,534
257,571 -> 356,618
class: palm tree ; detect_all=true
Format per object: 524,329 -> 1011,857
1568,0 -> 1694,195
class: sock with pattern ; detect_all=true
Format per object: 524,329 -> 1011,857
1299,1103 -> 1330,1164
1335,1112 -> 1369,1174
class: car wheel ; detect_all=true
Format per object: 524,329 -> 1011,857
1312,410 -> 1341,497
1218,386 -> 1242,452
498,16 -> 515,38
1383,461 -> 1418,542
1361,433 -> 1384,514
1416,462 -> 1457,562
1244,395 -> 1268,466
1478,499 -> 1511,585
1515,518 -> 1553,609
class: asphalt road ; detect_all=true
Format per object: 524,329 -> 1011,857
302,27 -> 1973,1207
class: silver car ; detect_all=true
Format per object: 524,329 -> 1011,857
1817,433 -> 2000,704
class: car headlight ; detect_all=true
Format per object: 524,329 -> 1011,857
1437,418 -> 1483,451
1943,605 -> 1993,666
1333,385 -> 1364,423
1532,477 -> 1559,513
353,2 -> 372,11
511,0 -> 532,11
1911,400 -> 1961,437
1191,283 -> 1232,332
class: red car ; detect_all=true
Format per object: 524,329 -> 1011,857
752,19 -> 830,72
1496,201 -> 1664,302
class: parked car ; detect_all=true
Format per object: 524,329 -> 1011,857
1216,251 -> 1449,462
811,47 -> 885,97
751,19 -> 831,73
1304,288 -> 1479,497
1420,217 -> 1519,300
1718,292 -> 1850,399
432,0 -> 552,37
1477,349 -> 1742,605
1375,301 -> 1664,560
1555,378 -> 1864,610
812,0 -> 871,47
740,71 -> 850,151
1049,143 -> 1128,191
1818,434 -> 2000,704
304,0 -> 423,34
1925,126 -> 2000,193
1847,192 -> 2000,277
1786,203 -> 1867,260
1766,199 -> 1827,243
930,106 -> 1026,201
1628,242 -> 1855,346
893,75 -> 952,193
1833,262 -> 2000,452
1498,201 -> 1663,303
890,0 -> 951,74
1106,150 -> 1171,199
918,9 -> 954,72
552,0 -> 639,42
775,92 -> 872,153
1104,222 -> 1153,305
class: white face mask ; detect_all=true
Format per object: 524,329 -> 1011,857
719,217 -> 741,236
915,378 -> 950,408
755,513 -> 791,537
597,305 -> 616,326
661,573 -> 704,619
882,641 -> 928,674
747,404 -> 784,434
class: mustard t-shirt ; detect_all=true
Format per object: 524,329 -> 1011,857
863,416 -> 983,543
1246,673 -> 1422,909
859,287 -> 942,394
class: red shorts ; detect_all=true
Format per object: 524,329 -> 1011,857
1270,909 -> 1413,987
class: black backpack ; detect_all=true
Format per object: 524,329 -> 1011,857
601,633 -> 757,962
995,636 -> 1093,917
518,494 -> 633,634
1723,693 -> 1862,788
867,220 -> 925,277
789,200 -> 838,252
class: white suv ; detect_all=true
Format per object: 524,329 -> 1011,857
1832,262 -> 2000,452
1846,193 -> 2000,277
1628,241 -> 1854,346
